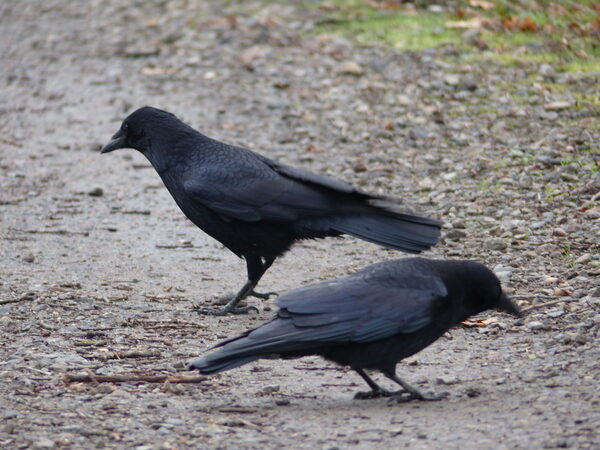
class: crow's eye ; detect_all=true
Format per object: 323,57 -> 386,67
122,123 -> 129,133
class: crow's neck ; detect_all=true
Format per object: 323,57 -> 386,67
144,129 -> 201,174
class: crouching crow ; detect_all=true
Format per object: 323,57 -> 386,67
189,257 -> 522,400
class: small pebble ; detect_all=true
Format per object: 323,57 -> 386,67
445,229 -> 466,241
261,384 -> 280,394
88,187 -> 104,197
584,208 -> 600,219
527,321 -> 545,331
409,127 -> 429,140
32,438 -> 55,450
553,227 -> 567,237
436,375 -> 459,385
337,61 -> 364,75
3,410 -> 18,420
164,418 -> 184,426
444,74 -> 460,86
94,384 -> 115,394
22,253 -> 35,263
544,101 -> 571,111
484,238 -> 507,251
466,387 -> 481,397
575,253 -> 592,264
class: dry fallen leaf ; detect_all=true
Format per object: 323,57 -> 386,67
461,317 -> 498,328
518,16 -> 538,32
367,0 -> 403,10
469,0 -> 495,10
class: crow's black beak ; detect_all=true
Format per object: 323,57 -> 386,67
100,129 -> 126,154
497,292 -> 523,317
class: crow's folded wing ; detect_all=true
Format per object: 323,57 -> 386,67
274,272 -> 448,344
182,161 -> 363,223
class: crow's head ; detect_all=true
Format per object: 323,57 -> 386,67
100,106 -> 180,154
457,261 -> 523,318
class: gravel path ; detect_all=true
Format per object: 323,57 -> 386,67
1,1 -> 599,448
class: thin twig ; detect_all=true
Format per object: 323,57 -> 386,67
522,299 -> 569,313
95,350 -> 161,361
0,197 -> 28,205
0,294 -> 36,305
85,370 -> 100,386
64,374 -> 206,384
218,407 -> 258,414
8,228 -> 89,236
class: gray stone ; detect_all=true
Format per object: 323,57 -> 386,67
22,253 -> 35,263
484,238 -> 507,251
3,410 -> 18,420
445,229 -> 467,241
261,384 -> 280,394
32,438 -> 55,450
436,375 -> 459,385
527,321 -> 546,331
164,418 -> 184,426
409,127 -> 429,140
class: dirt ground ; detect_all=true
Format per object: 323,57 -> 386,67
1,1 -> 599,448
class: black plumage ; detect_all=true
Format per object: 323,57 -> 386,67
101,107 -> 442,314
189,257 -> 522,400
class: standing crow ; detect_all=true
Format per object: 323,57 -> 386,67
189,257 -> 522,400
101,107 -> 442,315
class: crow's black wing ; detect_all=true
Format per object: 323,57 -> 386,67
182,157 -> 359,223
275,270 -> 447,343
258,156 -> 368,196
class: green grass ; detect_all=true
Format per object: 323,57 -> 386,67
312,0 -> 600,72
314,4 -> 461,50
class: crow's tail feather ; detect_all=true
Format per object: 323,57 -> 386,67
331,211 -> 442,253
300,204 -> 442,253
188,320 -> 311,375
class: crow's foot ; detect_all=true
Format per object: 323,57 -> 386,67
354,388 -> 406,400
392,390 -> 449,403
250,290 -> 277,300
194,305 -> 259,316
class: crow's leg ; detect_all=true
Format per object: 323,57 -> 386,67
382,368 -> 448,402
249,256 -> 277,299
196,256 -> 276,315
353,369 -> 407,399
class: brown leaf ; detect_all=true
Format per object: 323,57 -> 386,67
461,317 -> 498,328
453,8 -> 467,20
518,16 -> 538,32
568,22 -> 583,32
305,144 -> 326,153
367,0 -> 403,10
502,16 -> 517,30
554,287 -> 571,297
